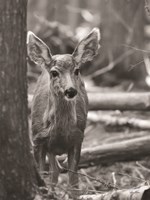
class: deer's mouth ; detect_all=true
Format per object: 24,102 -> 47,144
65,95 -> 77,101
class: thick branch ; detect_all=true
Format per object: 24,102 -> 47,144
51,134 -> 150,169
88,112 -> 150,130
28,93 -> 150,111
88,92 -> 150,111
79,186 -> 150,200
80,136 -> 150,168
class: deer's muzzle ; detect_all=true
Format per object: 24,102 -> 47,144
64,87 -> 77,99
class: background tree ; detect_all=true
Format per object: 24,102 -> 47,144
0,1 -> 38,199
96,0 -> 146,83
27,0 -> 146,86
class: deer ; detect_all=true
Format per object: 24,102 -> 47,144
27,28 -> 100,196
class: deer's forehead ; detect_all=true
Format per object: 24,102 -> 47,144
51,54 -> 75,70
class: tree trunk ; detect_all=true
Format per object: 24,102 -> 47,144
68,0 -> 80,33
0,1 -> 38,199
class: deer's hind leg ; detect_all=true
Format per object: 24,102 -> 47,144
34,144 -> 47,172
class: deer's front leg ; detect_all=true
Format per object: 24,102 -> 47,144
68,132 -> 83,198
48,153 -> 60,190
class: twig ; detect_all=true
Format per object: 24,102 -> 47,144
143,54 -> 150,75
87,49 -> 134,78
134,168 -> 145,180
110,7 -> 132,32
122,44 -> 150,53
136,161 -> 150,173
43,167 -> 118,190
80,169 -> 97,192
117,172 -> 145,182
62,167 -> 119,190
112,172 -> 117,188
128,60 -> 144,71
126,82 -> 134,92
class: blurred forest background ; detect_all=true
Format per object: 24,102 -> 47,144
27,0 -> 150,90
27,0 -> 150,198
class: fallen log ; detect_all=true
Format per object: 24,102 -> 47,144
46,134 -> 150,169
28,92 -> 150,111
80,135 -> 150,168
88,112 -> 150,130
88,92 -> 150,111
79,185 -> 150,200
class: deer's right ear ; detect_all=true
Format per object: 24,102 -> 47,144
27,31 -> 52,66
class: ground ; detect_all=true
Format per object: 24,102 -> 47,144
29,81 -> 150,199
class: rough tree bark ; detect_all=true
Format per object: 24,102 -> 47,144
0,1 -> 38,200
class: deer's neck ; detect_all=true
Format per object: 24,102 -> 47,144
46,92 -> 77,128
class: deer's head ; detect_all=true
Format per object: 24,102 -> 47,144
27,28 -> 100,100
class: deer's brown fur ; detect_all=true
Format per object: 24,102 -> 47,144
27,28 -> 100,195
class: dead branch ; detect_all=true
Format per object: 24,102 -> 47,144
80,136 -> 150,168
136,161 -> 150,173
47,134 -> 150,169
87,49 -> 134,78
88,112 -> 150,130
88,92 -> 150,111
61,167 -> 117,190
79,186 -> 150,200
28,92 -> 150,111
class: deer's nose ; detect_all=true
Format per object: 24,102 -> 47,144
64,87 -> 77,99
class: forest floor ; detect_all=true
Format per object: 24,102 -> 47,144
50,117 -> 150,199
28,78 -> 150,199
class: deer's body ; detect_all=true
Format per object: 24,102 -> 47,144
32,55 -> 88,156
27,29 -> 100,196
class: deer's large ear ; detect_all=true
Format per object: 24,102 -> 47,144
27,31 -> 52,66
72,28 -> 100,65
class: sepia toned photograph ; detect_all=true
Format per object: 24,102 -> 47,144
0,0 -> 150,199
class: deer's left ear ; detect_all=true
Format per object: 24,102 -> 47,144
72,28 -> 100,65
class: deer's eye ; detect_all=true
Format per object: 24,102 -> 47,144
51,70 -> 59,78
74,68 -> 80,76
